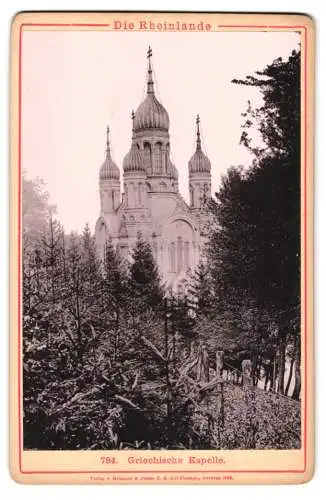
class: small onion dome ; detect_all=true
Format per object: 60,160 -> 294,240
188,115 -> 211,175
123,111 -> 146,174
123,142 -> 145,173
189,149 -> 211,175
100,126 -> 120,180
134,46 -> 170,132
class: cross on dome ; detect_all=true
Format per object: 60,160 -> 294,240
131,110 -> 135,134
147,45 -> 154,94
196,114 -> 202,151
106,125 -> 110,156
132,46 -> 170,132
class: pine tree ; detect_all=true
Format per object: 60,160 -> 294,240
103,237 -> 128,315
205,50 -> 301,395
101,236 -> 129,358
42,215 -> 65,307
23,175 -> 56,250
23,216 -> 69,449
187,260 -> 214,319
80,223 -> 102,318
64,231 -> 103,359
232,49 -> 300,159
129,232 -> 164,311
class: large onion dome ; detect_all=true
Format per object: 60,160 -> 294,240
133,46 -> 170,133
99,126 -> 120,180
123,111 -> 146,174
188,115 -> 211,175
134,96 -> 169,132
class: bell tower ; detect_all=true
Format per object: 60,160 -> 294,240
123,111 -> 147,209
188,115 -> 211,209
132,47 -> 179,193
99,126 -> 121,214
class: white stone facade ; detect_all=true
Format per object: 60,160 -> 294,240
95,48 -> 212,293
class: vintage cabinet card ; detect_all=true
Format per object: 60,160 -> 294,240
10,11 -> 314,484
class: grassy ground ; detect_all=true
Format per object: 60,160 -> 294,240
196,382 -> 301,450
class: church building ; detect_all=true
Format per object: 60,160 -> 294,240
95,47 -> 212,293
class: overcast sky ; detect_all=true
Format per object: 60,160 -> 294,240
22,30 -> 300,233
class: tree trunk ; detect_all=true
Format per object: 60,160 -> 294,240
251,350 -> 258,387
285,357 -> 295,396
251,312 -> 262,387
292,336 -> 301,400
277,341 -> 286,395
272,355 -> 277,392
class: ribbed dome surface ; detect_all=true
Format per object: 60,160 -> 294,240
123,143 -> 145,173
189,150 -> 211,175
134,94 -> 169,132
99,155 -> 120,180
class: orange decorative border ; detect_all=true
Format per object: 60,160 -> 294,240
11,14 -> 314,483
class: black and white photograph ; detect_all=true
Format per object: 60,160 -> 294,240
21,27 -> 301,452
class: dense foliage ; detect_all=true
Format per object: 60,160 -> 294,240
204,48 -> 301,398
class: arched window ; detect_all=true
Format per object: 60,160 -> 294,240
133,183 -> 138,206
203,183 -> 209,203
170,242 -> 176,272
177,237 -> 183,272
124,183 -> 128,206
143,142 -> 151,172
190,185 -> 194,207
138,182 -> 142,206
129,182 -> 134,206
153,142 -> 162,174
142,183 -> 146,205
199,185 -> 204,206
184,241 -> 190,269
